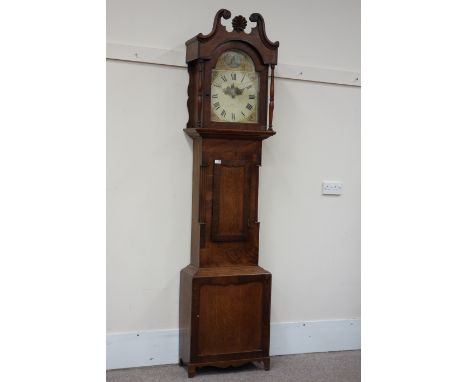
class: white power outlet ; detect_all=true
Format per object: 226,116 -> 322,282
322,181 -> 343,195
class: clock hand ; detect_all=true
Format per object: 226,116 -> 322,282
223,83 -> 238,98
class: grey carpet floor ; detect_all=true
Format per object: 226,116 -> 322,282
106,350 -> 360,382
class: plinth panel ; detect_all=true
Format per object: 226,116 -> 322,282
198,281 -> 262,356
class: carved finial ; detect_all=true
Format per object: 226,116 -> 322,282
232,15 -> 247,32
249,12 -> 280,48
194,9 -> 232,42
219,9 -> 231,20
248,13 -> 262,23
213,9 -> 231,32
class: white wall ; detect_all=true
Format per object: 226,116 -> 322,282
107,0 -> 360,71
107,0 -> 360,342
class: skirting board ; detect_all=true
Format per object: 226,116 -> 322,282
106,42 -> 361,87
106,319 -> 360,370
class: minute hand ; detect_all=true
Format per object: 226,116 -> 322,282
239,85 -> 253,91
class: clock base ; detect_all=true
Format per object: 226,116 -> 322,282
181,357 -> 270,378
179,265 -> 271,378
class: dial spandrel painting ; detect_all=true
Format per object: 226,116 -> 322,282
211,50 -> 259,123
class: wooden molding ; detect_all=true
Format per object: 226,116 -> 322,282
184,128 -> 276,141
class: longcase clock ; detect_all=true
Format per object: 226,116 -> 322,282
179,9 -> 279,378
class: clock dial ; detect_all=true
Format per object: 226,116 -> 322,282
211,70 -> 258,123
210,50 -> 259,123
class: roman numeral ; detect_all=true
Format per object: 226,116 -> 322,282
213,83 -> 221,88
231,73 -> 236,80
221,75 -> 227,82
231,113 -> 235,121
221,109 -> 226,117
249,95 -> 255,99
241,111 -> 246,117
241,74 -> 245,82
246,103 -> 253,110
212,94 -> 218,98
213,102 -> 220,110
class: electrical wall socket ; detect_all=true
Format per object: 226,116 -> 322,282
322,181 -> 343,195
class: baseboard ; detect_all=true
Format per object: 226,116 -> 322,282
269,319 -> 360,356
106,319 -> 360,370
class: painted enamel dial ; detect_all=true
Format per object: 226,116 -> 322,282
210,50 -> 259,123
